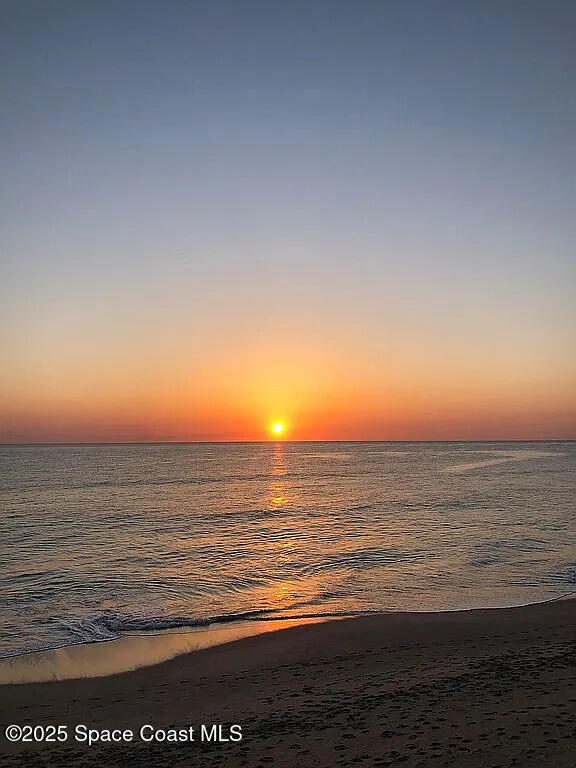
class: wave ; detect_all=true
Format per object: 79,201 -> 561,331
0,606 -> 381,660
4,586 -> 576,662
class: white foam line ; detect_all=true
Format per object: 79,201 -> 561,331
443,449 -> 560,474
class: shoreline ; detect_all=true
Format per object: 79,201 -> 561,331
1,592 -> 574,685
1,598 -> 574,766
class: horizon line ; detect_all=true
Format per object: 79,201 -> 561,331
1,438 -> 574,447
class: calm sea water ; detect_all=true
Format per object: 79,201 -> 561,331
0,442 -> 574,658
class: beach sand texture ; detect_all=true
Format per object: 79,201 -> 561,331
1,599 -> 574,767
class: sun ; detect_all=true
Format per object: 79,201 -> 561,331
270,422 -> 285,436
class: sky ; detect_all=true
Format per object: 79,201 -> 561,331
1,0 -> 575,442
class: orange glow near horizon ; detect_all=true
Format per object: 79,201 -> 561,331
1,324 -> 575,442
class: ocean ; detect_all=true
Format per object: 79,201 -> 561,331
1,441 -> 574,659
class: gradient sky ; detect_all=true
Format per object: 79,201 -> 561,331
1,0 -> 575,441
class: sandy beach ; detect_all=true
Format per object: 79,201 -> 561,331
0,599 -> 574,767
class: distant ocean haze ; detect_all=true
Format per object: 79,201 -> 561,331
0,441 -> 574,658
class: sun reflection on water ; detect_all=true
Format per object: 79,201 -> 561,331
269,442 -> 287,509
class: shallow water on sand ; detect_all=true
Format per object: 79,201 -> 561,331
1,441 -> 574,658
0,616 -> 333,684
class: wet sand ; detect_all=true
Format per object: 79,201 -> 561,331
1,599 -> 574,767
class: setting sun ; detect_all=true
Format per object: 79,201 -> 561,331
271,422 -> 285,436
